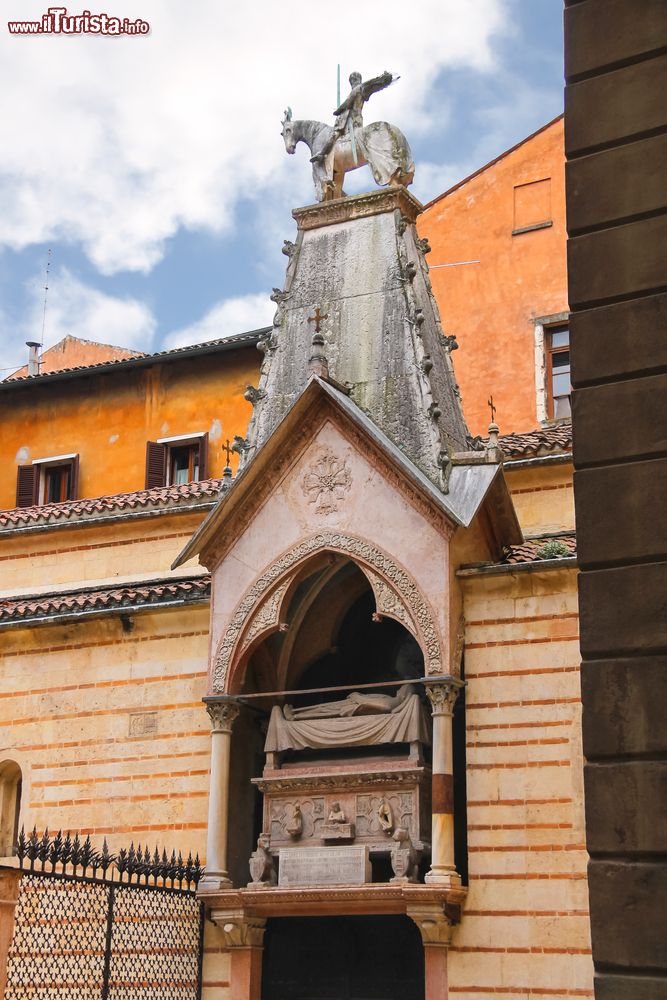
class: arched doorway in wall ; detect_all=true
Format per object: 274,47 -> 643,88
262,914 -> 424,1000
226,554 -> 431,888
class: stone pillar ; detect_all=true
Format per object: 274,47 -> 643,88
200,699 -> 240,891
425,677 -> 463,886
0,864 -> 21,997
407,904 -> 453,1000
209,909 -> 266,1000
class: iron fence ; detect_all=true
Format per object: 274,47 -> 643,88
4,828 -> 205,999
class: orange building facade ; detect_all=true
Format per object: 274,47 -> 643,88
420,116 -> 568,437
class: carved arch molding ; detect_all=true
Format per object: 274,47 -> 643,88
211,531 -> 443,692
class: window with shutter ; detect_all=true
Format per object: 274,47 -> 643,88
17,455 -> 80,507
145,441 -> 167,489
16,465 -> 39,507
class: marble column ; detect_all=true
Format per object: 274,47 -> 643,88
200,699 -> 240,891
425,677 -> 463,886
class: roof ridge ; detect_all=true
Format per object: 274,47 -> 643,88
2,327 -> 267,387
423,114 -> 564,211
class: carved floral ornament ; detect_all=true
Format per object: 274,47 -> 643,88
301,450 -> 352,514
211,532 -> 444,692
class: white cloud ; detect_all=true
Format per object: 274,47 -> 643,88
0,0 -> 509,274
1,268 -> 156,366
164,294 -> 275,350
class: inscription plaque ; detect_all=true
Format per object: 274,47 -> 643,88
279,846 -> 370,887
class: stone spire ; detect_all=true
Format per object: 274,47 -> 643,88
242,188 -> 472,492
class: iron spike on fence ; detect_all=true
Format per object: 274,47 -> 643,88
15,826 -> 27,864
116,846 -> 128,880
27,827 -> 40,869
80,834 -> 94,875
70,833 -> 82,873
49,830 -> 64,871
61,831 -> 73,869
37,828 -> 50,868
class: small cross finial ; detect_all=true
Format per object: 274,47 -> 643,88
308,306 -> 328,333
488,395 -> 497,423
223,439 -> 233,466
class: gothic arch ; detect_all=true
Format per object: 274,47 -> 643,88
211,531 -> 444,694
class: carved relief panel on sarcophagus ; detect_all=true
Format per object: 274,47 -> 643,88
250,683 -> 432,885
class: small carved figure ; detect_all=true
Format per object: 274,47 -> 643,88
328,801 -> 346,824
248,833 -> 277,887
390,826 -> 420,883
378,799 -> 394,834
311,70 -> 395,167
285,803 -> 303,839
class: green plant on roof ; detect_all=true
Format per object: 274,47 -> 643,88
536,539 -> 569,560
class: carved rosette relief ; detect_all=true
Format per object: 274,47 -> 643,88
301,451 -> 352,514
212,532 -> 443,692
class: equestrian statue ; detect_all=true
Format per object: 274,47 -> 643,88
281,70 -> 415,202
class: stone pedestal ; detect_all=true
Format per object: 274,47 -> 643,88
200,700 -> 240,891
0,864 -> 21,998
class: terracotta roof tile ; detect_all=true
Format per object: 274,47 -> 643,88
2,330 -> 264,386
498,421 -> 572,459
0,477 -> 228,530
0,575 -> 211,625
502,532 -> 576,564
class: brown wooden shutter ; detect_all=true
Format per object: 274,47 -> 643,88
198,433 -> 209,481
69,455 -> 80,500
16,465 -> 39,507
145,442 -> 167,489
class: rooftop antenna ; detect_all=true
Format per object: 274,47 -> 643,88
39,247 -> 52,356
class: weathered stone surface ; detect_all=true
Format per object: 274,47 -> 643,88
574,459 -> 667,567
588,861 -> 667,970
243,190 -> 470,489
584,761 -> 667,854
278,846 -> 370,887
581,657 -> 667,758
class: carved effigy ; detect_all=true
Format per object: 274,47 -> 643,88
265,685 -> 430,752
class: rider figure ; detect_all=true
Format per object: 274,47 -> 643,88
310,70 -> 395,165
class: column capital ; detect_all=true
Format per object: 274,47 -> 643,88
425,676 -> 464,717
406,903 -> 454,947
209,909 -> 266,948
206,699 -> 241,733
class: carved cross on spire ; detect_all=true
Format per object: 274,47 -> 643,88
308,306 -> 328,333
223,439 -> 233,466
487,395 -> 497,424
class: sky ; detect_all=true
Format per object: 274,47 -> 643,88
0,0 -> 564,374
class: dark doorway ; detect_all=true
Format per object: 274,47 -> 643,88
262,915 -> 424,1000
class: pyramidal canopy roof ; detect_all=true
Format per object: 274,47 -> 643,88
173,375 -> 521,570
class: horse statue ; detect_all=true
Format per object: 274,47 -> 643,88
281,109 -> 415,203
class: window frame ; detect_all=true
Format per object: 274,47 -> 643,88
545,323 -> 571,420
533,311 -> 570,424
145,432 -> 208,489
